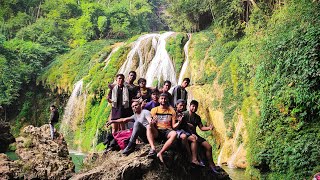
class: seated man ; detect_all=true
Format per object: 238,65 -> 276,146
183,100 -> 219,173
147,93 -> 177,163
106,101 -> 151,155
172,99 -> 200,165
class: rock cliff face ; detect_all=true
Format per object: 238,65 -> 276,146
0,121 -> 15,153
72,144 -> 230,180
0,124 -> 75,180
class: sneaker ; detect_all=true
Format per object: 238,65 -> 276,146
147,149 -> 157,158
211,166 -> 220,174
122,142 -> 136,155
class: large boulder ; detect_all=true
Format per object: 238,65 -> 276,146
72,144 -> 230,180
0,121 -> 15,153
13,124 -> 74,179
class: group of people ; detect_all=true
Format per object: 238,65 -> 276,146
105,71 -> 219,173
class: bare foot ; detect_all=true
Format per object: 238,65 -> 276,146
157,153 -> 164,163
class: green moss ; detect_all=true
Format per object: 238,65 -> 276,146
165,33 -> 188,75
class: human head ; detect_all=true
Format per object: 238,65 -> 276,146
128,71 -> 137,83
176,99 -> 186,113
189,100 -> 198,113
181,78 -> 190,88
162,80 -> 171,92
138,78 -> 146,88
131,101 -> 142,113
151,89 -> 159,102
159,93 -> 168,106
116,74 -> 125,86
50,105 -> 56,111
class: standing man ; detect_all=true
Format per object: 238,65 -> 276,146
172,78 -> 190,107
124,71 -> 139,116
107,74 -> 130,133
146,93 -> 177,163
49,105 -> 59,140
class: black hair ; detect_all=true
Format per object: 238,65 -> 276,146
138,78 -> 146,84
116,74 -> 125,79
183,78 -> 190,84
151,88 -> 159,94
163,80 -> 171,86
50,104 -> 56,109
129,71 -> 136,75
190,100 -> 198,107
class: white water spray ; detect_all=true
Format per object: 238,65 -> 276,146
178,34 -> 191,84
145,32 -> 177,87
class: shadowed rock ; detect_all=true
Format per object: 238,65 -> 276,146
0,121 -> 15,153
72,144 -> 230,180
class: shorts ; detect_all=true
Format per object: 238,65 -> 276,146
156,129 -> 173,142
196,135 -> 206,144
176,129 -> 191,139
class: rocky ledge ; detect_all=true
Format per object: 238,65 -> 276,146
72,144 -> 230,180
0,124 -> 75,180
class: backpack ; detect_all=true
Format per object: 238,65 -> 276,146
112,128 -> 133,150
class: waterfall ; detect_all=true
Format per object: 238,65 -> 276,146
145,32 -> 177,87
60,79 -> 86,142
227,144 -> 243,168
118,32 -> 178,87
118,34 -> 159,77
178,34 -> 191,85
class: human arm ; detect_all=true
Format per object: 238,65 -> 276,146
172,113 -> 183,129
106,116 -> 134,127
197,120 -> 213,131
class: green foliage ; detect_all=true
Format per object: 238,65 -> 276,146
253,1 -> 320,178
165,33 -> 188,75
39,40 -> 114,93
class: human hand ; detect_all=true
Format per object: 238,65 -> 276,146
191,134 -> 198,140
208,124 -> 213,130
151,116 -> 158,124
105,120 -> 113,127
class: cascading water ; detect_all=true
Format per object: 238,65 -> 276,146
118,34 -> 159,77
145,32 -> 177,87
60,79 -> 87,149
178,34 -> 191,85
118,32 -> 178,87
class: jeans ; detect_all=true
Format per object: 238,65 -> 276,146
49,123 -> 55,139
129,121 -> 147,143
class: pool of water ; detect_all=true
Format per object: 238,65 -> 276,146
69,150 -> 86,173
5,151 -> 19,160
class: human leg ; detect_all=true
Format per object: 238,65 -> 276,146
123,121 -> 146,155
201,141 -> 216,169
157,130 -> 177,163
180,133 -> 192,162
49,123 -> 54,139
147,124 -> 158,156
188,135 -> 200,165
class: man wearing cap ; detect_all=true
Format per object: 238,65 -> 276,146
146,93 -> 177,163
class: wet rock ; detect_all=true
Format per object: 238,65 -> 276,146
0,121 -> 15,153
72,144 -> 230,180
